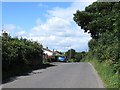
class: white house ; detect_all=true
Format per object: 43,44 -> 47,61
43,48 -> 53,57
42,47 -> 65,62
42,47 -> 54,58
42,47 -> 62,62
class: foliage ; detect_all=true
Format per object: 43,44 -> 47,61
73,2 -> 120,73
65,49 -> 86,62
2,32 -> 43,80
67,59 -> 75,62
75,51 -> 86,62
65,49 -> 76,60
73,2 -> 120,39
89,59 -> 119,88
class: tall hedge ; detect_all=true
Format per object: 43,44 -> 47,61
73,2 -> 120,73
2,32 -> 43,80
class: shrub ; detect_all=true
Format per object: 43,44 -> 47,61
2,33 -> 43,80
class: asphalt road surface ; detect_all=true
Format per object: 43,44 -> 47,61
2,62 -> 104,88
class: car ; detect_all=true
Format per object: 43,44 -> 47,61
58,56 -> 66,62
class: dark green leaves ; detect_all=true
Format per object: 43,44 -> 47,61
2,33 -> 43,80
73,2 -> 119,39
73,2 -> 120,73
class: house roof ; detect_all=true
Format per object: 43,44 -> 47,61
54,51 -> 61,55
42,48 -> 53,53
43,48 -> 62,56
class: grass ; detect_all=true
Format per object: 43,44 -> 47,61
67,59 -> 75,62
82,59 -> 119,88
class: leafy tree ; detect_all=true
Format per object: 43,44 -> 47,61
75,51 -> 86,62
73,2 -> 119,39
65,49 -> 76,60
73,2 -> 120,73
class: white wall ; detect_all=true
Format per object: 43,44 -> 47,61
43,50 -> 53,56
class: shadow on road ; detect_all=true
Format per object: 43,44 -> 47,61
2,63 -> 57,84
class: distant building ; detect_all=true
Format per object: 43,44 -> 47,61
43,47 -> 54,58
42,47 -> 62,62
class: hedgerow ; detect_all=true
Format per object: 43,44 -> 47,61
2,32 -> 43,80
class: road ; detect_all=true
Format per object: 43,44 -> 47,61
2,62 -> 104,88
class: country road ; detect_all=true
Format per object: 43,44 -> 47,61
2,62 -> 104,88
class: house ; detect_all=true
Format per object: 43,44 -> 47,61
42,47 -> 54,58
42,47 -> 62,62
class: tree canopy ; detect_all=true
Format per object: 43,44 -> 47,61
73,2 -> 120,73
65,49 -> 76,59
73,2 -> 120,39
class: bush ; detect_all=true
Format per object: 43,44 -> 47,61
2,33 -> 43,80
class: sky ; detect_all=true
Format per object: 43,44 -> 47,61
2,1 -> 96,52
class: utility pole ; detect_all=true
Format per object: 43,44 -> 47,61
70,49 -> 71,59
69,46 -> 71,59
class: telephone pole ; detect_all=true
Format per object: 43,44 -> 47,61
69,46 -> 71,59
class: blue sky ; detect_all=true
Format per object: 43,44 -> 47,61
2,1 -> 95,52
3,2 -> 71,30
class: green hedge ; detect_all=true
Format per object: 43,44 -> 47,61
2,33 -> 43,80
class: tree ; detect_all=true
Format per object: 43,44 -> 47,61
73,2 -> 119,39
75,51 -> 86,62
73,2 -> 120,73
65,49 -> 76,60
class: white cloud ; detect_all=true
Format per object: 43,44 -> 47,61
16,30 -> 27,36
4,2 -> 92,52
2,24 -> 28,38
28,20 -> 91,52
47,2 -> 93,22
26,2 -> 92,52
3,24 -> 16,33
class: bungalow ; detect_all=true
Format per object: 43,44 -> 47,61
42,47 -> 62,62
42,47 -> 54,58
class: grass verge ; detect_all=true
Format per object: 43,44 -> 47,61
82,59 -> 119,88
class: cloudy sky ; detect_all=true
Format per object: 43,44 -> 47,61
2,1 -> 96,52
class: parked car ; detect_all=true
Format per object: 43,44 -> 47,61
58,56 -> 66,62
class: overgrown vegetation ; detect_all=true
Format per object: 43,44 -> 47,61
2,32 -> 43,80
73,2 -> 120,88
65,49 -> 86,62
65,49 -> 76,60
82,58 -> 119,88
